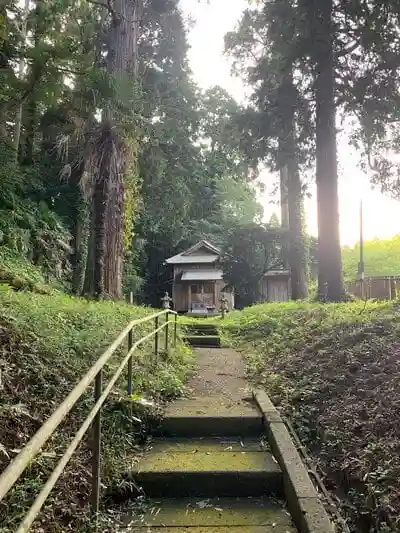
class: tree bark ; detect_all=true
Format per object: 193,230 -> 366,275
280,163 -> 290,269
21,95 -> 36,165
72,194 -> 90,296
0,109 -> 7,142
0,4 -> 11,142
93,170 -> 108,297
315,0 -> 344,301
13,0 -> 30,164
279,70 -> 309,300
21,1 -> 42,167
88,0 -> 141,299
84,210 -> 96,296
286,148 -> 308,300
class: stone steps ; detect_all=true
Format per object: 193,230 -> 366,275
159,396 -> 263,437
121,394 -> 295,532
129,525 -> 296,533
183,335 -> 221,348
185,324 -> 219,336
122,496 -> 296,532
132,437 -> 282,498
116,339 -> 309,533
183,323 -> 221,347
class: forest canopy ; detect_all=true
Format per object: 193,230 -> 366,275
1,0 -> 400,305
0,0 -> 263,305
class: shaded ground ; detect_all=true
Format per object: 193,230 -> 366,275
222,302 -> 400,533
185,347 -> 251,399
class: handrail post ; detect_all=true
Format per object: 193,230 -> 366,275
127,327 -> 133,395
91,369 -> 102,519
164,311 -> 169,354
0,308 -> 189,533
154,316 -> 159,356
174,314 -> 177,348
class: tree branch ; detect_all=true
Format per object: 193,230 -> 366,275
336,40 -> 360,58
87,0 -> 115,17
57,66 -> 86,76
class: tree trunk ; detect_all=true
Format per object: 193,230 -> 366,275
72,194 -> 90,296
315,0 -> 344,301
0,4 -> 10,142
286,148 -> 308,300
0,109 -> 7,142
279,70 -> 309,300
104,166 -> 124,296
84,210 -> 96,296
21,0 -> 42,167
280,163 -> 290,269
13,0 -> 30,164
88,0 -> 141,299
21,95 -> 36,166
280,166 -> 289,230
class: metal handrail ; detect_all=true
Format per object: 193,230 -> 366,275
0,308 -> 178,533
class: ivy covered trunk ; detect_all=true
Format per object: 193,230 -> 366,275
22,96 -> 37,166
86,0 -> 140,299
72,194 -> 90,296
315,0 -> 344,301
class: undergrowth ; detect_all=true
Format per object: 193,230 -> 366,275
0,146 -> 71,292
0,288 -> 193,532
0,248 -> 58,294
221,301 -> 400,533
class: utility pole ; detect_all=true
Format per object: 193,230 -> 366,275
357,199 -> 365,297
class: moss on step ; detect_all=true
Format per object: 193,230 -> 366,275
128,526 -> 296,532
165,396 -> 259,419
147,437 -> 271,454
185,335 -> 220,338
123,497 -> 295,529
136,449 -> 279,473
160,396 -> 263,437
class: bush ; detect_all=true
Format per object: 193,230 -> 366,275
0,146 -> 71,290
221,301 -> 400,532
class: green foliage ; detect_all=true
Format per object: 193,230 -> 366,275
220,223 -> 285,306
342,235 -> 400,280
0,145 -> 71,289
136,10 -> 262,304
0,288 -> 193,531
225,0 -> 313,172
0,249 -> 51,293
225,0 -> 400,300
1,0 -> 263,302
221,300 -> 392,345
221,300 -> 400,531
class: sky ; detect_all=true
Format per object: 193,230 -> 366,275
179,0 -> 400,246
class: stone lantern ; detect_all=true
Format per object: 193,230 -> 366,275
219,293 -> 229,318
161,291 -> 172,310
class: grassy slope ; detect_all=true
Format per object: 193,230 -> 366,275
0,249 -> 56,293
221,301 -> 400,533
0,286 -> 193,533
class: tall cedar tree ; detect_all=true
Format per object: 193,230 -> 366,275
84,0 -> 141,299
313,0 -> 344,301
225,0 -> 310,299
